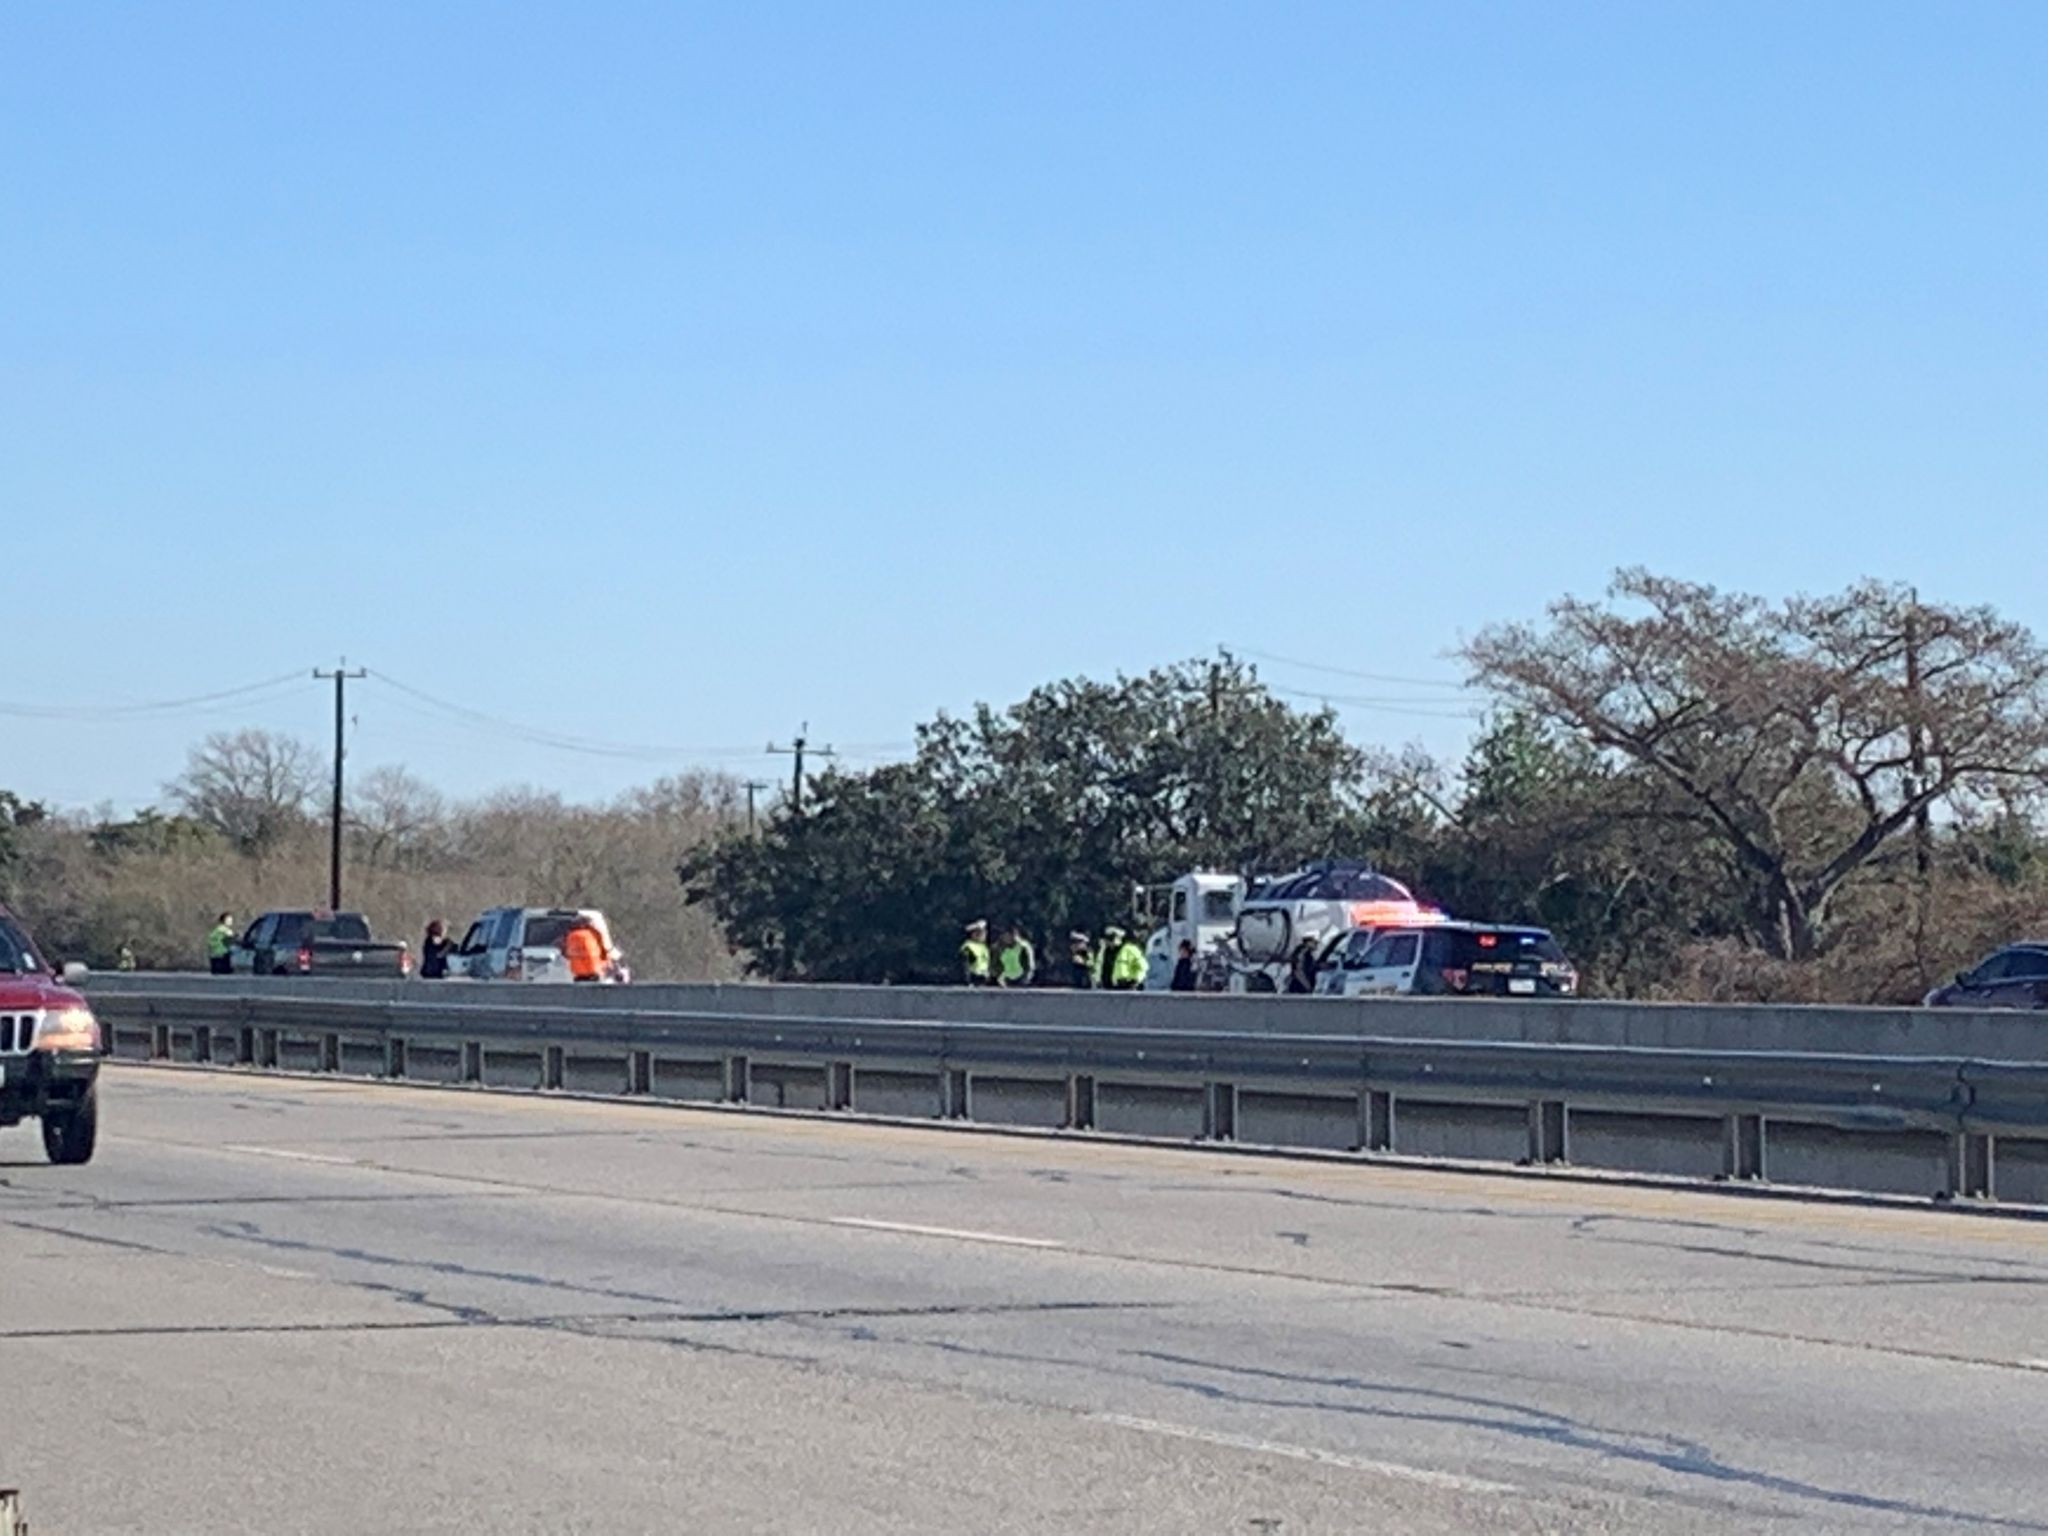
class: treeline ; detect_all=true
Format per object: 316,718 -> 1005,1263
686,572 -> 2048,1002
0,752 -> 743,979
10,569 -> 2048,1001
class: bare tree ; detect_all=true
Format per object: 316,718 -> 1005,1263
1465,571 -> 2048,959
166,730 -> 322,853
347,765 -> 448,869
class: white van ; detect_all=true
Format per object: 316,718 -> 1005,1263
1321,922 -> 1578,999
447,906 -> 627,984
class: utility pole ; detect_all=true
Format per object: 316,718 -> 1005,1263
313,661 -> 366,911
767,724 -> 836,816
743,780 -> 769,833
1904,592 -> 1933,881
1903,592 -> 1934,986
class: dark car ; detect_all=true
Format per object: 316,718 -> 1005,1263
0,905 -> 101,1164
231,910 -> 412,977
1925,943 -> 2048,1010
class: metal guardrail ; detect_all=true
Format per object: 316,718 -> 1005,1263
85,979 -> 2048,1207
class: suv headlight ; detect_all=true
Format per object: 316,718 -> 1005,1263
34,1006 -> 100,1053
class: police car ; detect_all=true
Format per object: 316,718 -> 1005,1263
0,905 -> 102,1164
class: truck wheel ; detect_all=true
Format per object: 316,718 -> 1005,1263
42,1084 -> 99,1166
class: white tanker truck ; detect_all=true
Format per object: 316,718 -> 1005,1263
1140,859 -> 1442,992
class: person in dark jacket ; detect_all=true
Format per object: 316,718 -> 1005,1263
1170,940 -> 1198,993
420,919 -> 452,980
1286,938 -> 1320,994
1065,931 -> 1095,988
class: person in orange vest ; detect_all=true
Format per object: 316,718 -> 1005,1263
563,920 -> 606,982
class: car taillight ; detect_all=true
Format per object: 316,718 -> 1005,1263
399,948 -> 413,976
296,946 -> 312,973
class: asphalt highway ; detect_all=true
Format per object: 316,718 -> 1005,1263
5,1067 -> 2048,1533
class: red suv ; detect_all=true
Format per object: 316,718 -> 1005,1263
0,905 -> 101,1164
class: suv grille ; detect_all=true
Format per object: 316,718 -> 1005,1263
0,1013 -> 37,1054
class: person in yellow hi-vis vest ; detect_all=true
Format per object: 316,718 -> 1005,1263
960,920 -> 993,986
1110,929 -> 1148,991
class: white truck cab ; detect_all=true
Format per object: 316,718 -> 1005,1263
1141,872 -> 1245,989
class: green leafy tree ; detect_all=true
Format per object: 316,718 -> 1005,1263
683,657 -> 1373,981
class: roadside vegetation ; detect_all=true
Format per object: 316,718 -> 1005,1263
8,571 -> 2048,1001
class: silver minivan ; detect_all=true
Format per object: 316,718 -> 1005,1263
447,906 -> 627,984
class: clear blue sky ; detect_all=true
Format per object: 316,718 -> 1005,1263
5,2 -> 2043,813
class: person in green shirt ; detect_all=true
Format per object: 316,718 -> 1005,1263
207,912 -> 236,975
959,920 -> 992,986
996,927 -> 1036,988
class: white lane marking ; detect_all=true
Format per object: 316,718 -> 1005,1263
219,1145 -> 360,1166
829,1217 -> 1063,1250
1091,1413 -> 1518,1495
2018,1359 -> 2048,1372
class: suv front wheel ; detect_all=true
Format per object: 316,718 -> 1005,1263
42,1083 -> 99,1166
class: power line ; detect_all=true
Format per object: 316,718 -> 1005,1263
1228,645 -> 1471,693
1264,682 -> 1485,721
0,671 -> 317,721
367,671 -> 778,763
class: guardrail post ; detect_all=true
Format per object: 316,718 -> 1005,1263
193,1025 -> 213,1065
1950,1133 -> 1995,1200
628,1049 -> 652,1095
724,1054 -> 751,1104
544,1045 -> 565,1091
321,1033 -> 341,1073
237,1025 -> 256,1066
829,1061 -> 854,1111
1529,1100 -> 1568,1165
259,1028 -> 279,1068
152,1021 -> 170,1060
944,1068 -> 971,1120
1725,1113 -> 1767,1181
1362,1089 -> 1394,1152
1067,1073 -> 1096,1131
462,1041 -> 483,1084
386,1037 -> 407,1079
1205,1082 -> 1238,1142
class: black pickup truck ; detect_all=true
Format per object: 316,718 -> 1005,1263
230,910 -> 412,977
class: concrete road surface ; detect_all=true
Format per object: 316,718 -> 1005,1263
5,1068 -> 2048,1534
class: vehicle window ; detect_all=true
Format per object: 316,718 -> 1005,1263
2008,949 -> 2048,981
1437,929 -> 1568,967
272,914 -> 310,946
310,914 -> 372,943
457,921 -> 490,956
1382,933 -> 1420,969
1971,951 -> 2015,984
1358,932 -> 1404,968
490,910 -> 523,949
1202,891 -> 1236,922
1343,930 -> 1378,966
522,914 -> 576,951
241,918 -> 266,947
1171,890 -> 1187,923
0,915 -> 46,974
